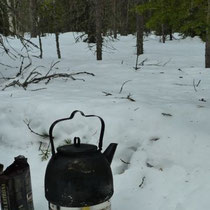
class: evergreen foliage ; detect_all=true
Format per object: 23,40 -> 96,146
137,0 -> 207,41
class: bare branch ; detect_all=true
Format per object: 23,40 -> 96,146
24,120 -> 49,139
0,62 -> 18,69
139,176 -> 146,188
120,159 -> 130,164
2,70 -> 95,90
102,91 -> 112,96
116,93 -> 136,102
46,61 -> 60,76
119,80 -> 132,94
193,79 -> 197,92
139,58 -> 148,66
162,58 -> 172,67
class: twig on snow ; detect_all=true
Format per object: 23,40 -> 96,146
0,72 -> 16,80
162,58 -> 172,67
30,87 -> 47,91
162,113 -> 172,117
117,93 -> 136,102
24,120 -> 49,139
139,176 -> 146,188
0,62 -> 18,69
193,79 -> 201,92
102,91 -> 112,96
120,159 -> 130,164
119,80 -> 132,94
46,60 -> 60,76
139,58 -> 148,66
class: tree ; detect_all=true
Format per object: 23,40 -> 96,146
29,0 -> 37,37
95,0 -> 103,60
137,0 -> 210,68
206,0 -> 210,68
136,0 -> 144,55
137,0 -> 181,42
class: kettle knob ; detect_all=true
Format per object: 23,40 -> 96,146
74,137 -> 81,147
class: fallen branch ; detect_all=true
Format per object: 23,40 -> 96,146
2,71 -> 95,90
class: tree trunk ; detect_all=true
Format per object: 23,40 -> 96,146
169,28 -> 173,41
29,0 -> 37,37
38,34 -> 43,59
6,0 -> 16,34
55,32 -> 61,59
136,0 -> 144,55
120,0 -> 129,36
112,0 -> 117,39
205,0 -> 210,68
161,24 -> 166,43
95,0 -> 103,60
85,0 -> 96,43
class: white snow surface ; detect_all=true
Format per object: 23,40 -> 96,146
0,33 -> 210,210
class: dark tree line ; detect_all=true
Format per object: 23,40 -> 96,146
1,0 -> 210,67
0,0 -> 144,60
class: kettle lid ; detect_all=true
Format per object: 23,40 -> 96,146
57,137 -> 97,155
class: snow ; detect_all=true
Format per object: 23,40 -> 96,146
0,32 -> 210,210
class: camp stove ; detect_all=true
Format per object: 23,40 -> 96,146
49,200 -> 111,210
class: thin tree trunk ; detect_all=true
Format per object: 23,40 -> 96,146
205,0 -> 210,68
95,0 -> 102,60
120,0 -> 129,36
7,0 -> 15,34
55,32 -> 61,59
161,24 -> 166,43
29,0 -> 37,37
38,34 -> 43,59
112,0 -> 117,38
169,28 -> 173,41
136,0 -> 144,55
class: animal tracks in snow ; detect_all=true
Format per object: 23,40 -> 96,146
114,135 -> 175,175
114,144 -> 139,175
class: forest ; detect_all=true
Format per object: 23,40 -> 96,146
1,1 -> 210,210
0,0 -> 209,65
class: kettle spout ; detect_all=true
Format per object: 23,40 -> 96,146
103,143 -> 118,165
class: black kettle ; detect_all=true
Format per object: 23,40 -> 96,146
44,110 -> 117,208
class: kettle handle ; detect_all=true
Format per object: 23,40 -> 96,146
49,110 -> 105,156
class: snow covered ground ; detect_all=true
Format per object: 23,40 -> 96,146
0,33 -> 210,210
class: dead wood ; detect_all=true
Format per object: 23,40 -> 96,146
119,80 -> 132,94
193,79 -> 201,92
2,70 -> 95,90
24,120 -> 49,139
139,176 -> 146,188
